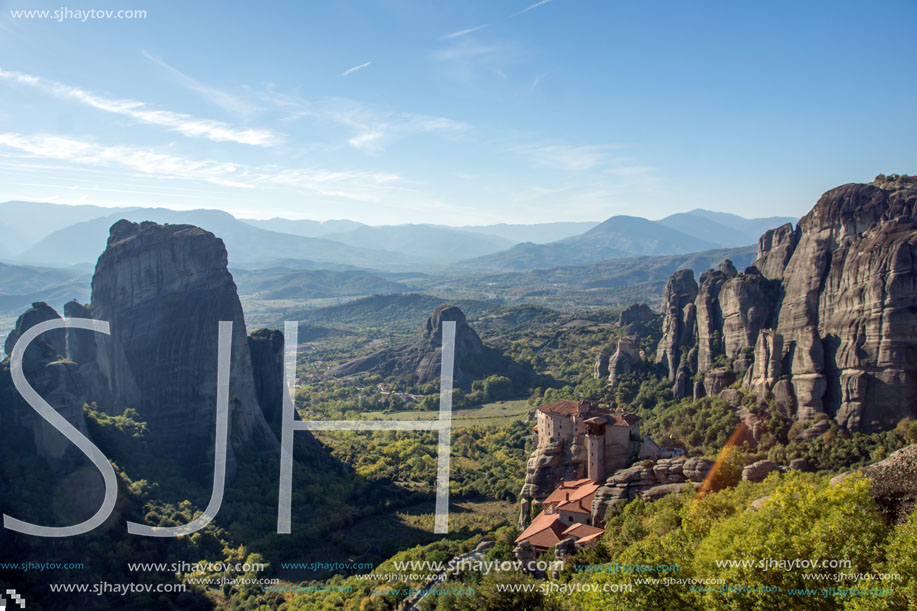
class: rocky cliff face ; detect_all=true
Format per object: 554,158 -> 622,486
87,220 -> 277,474
248,328 -> 285,434
0,302 -> 93,474
0,221 -> 285,510
658,176 -> 917,432
328,305 -> 492,388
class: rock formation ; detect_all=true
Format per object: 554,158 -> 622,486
1,221 -> 280,482
248,328 -> 285,434
590,456 -> 713,523
618,303 -> 656,336
605,336 -> 642,388
328,304 -> 498,389
830,444 -> 917,522
87,220 -> 278,475
741,459 -> 777,482
657,176 -> 917,433
0,302 -> 93,475
593,303 -> 660,388
520,439 -> 569,502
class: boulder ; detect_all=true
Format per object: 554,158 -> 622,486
742,460 -> 777,482
749,495 -> 772,511
794,419 -> 831,441
830,445 -> 917,522
639,482 -> 692,502
683,457 -> 715,482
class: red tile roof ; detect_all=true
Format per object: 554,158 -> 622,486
537,401 -> 639,426
537,400 -> 591,417
515,512 -> 568,550
608,412 -> 640,426
557,496 -> 593,515
543,479 -> 600,516
576,531 -> 604,546
543,479 -> 598,506
561,523 -> 604,539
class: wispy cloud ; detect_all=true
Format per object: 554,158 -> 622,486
0,67 -> 279,146
262,91 -> 468,154
0,132 -> 252,187
511,143 -> 610,171
529,73 -> 547,92
442,23 -> 489,39
141,50 -> 258,117
512,0 -> 554,17
433,38 -> 521,85
340,61 -> 372,77
0,132 -> 408,201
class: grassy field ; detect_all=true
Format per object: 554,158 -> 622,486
359,399 -> 533,428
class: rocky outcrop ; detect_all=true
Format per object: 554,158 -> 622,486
519,441 -> 567,500
593,304 -> 660,385
1,221 -> 299,493
4,301 -> 65,362
659,260 -> 779,399
742,460 -> 777,482
830,444 -> 917,522
619,303 -> 656,335
591,456 -> 712,523
0,303 -> 94,475
658,176 -> 917,432
328,305 -> 497,389
593,352 -> 610,379
656,270 -> 698,385
87,221 -> 277,476
248,328 -> 285,434
606,336 -> 642,388
703,368 -> 736,397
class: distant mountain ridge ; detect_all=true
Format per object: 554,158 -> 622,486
0,200 -> 795,279
658,209 -> 796,248
14,208 -> 421,270
462,211 -> 795,272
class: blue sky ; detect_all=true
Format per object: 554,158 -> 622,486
0,0 -> 913,225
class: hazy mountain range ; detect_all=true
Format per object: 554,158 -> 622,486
0,199 -> 795,316
464,212 -> 794,272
